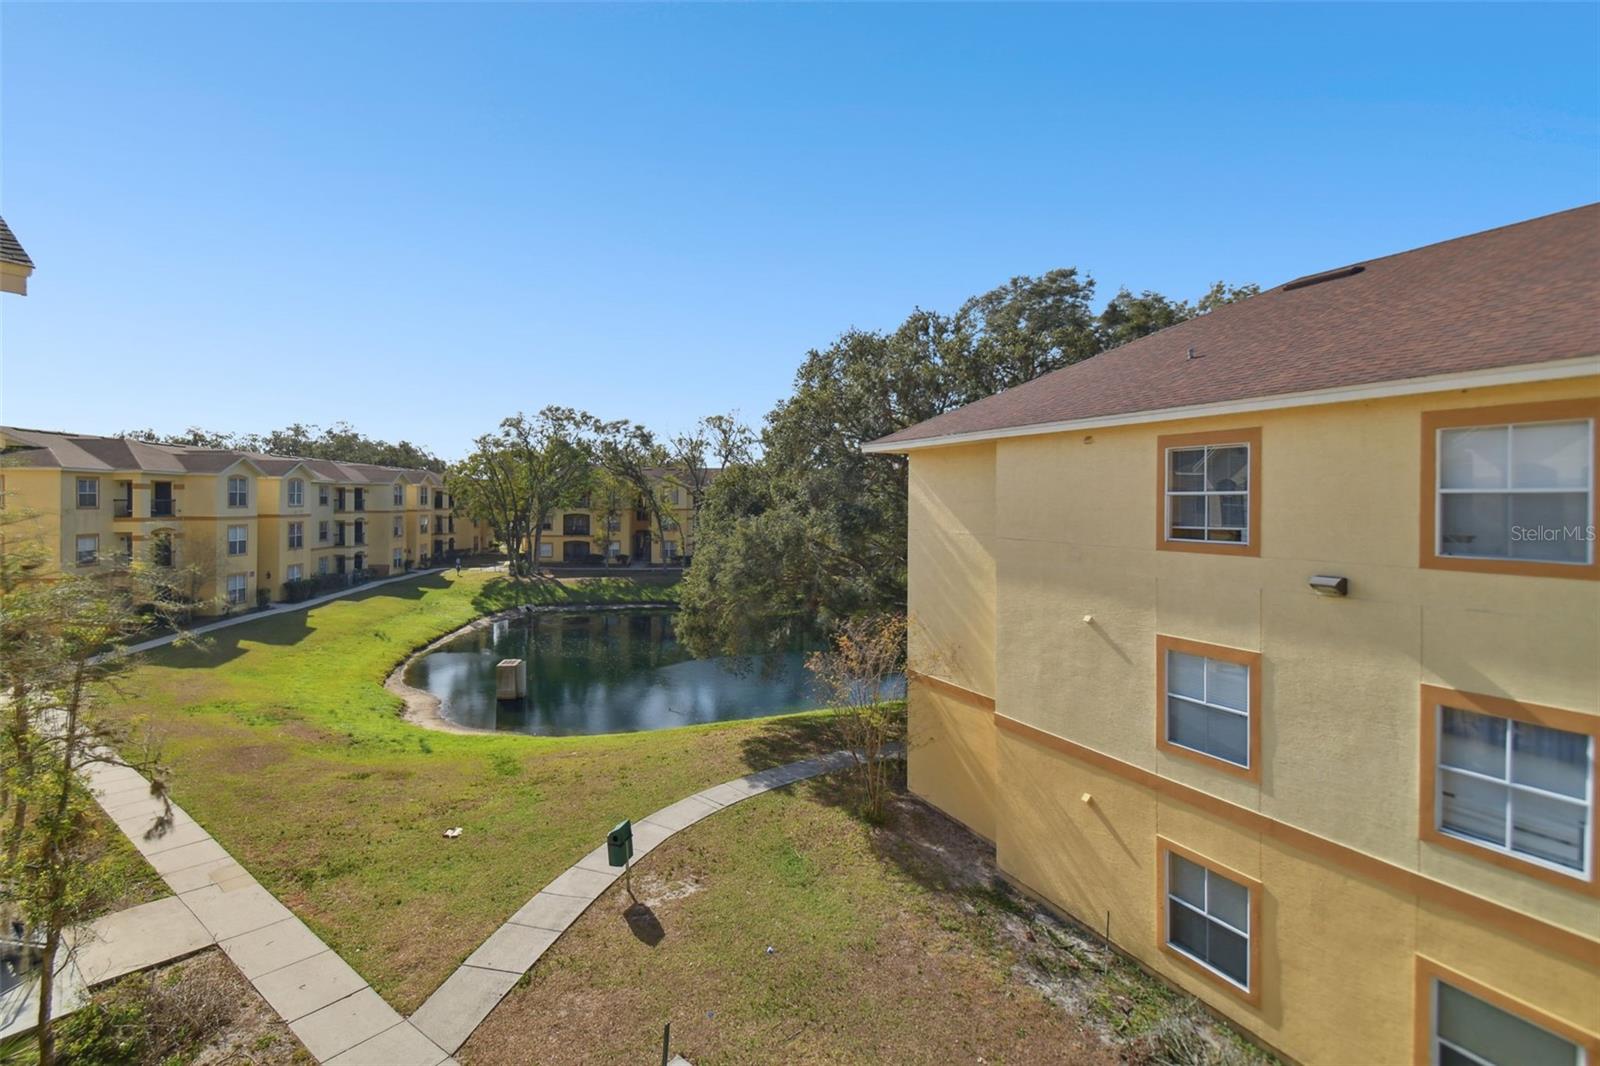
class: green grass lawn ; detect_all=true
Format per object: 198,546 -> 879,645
100,570 -> 845,1013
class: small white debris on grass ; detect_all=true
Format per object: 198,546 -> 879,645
444,827 -> 463,838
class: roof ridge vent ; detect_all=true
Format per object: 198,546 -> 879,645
1282,264 -> 1365,291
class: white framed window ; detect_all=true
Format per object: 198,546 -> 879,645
393,517 -> 403,537
419,485 -> 430,504
317,557 -> 329,575
662,539 -> 679,561
608,541 -> 621,558
1436,418 -> 1593,566
1164,648 -> 1250,769
393,548 -> 404,568
227,475 -> 249,507
75,534 -> 99,566
288,478 -> 305,508
286,563 -> 303,581
1434,703 -> 1592,877
393,483 -> 404,506
1428,975 -> 1584,1066
76,478 -> 100,508
319,484 -> 330,506
538,542 -> 553,559
226,573 -> 248,605
288,521 -> 304,550
319,521 -> 330,543
1163,849 -> 1252,992
1165,443 -> 1250,544
227,525 -> 248,556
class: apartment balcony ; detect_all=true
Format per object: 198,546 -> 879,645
113,498 -> 133,518
151,499 -> 175,518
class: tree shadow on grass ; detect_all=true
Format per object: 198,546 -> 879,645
735,713 -> 847,776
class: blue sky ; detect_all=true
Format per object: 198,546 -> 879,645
2,3 -> 1595,459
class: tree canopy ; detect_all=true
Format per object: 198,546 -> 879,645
120,421 -> 444,471
676,270 -> 1256,657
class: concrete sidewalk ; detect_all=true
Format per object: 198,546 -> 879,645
80,759 -> 456,1065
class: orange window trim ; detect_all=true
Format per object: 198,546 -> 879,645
1156,836 -> 1263,1007
1412,956 -> 1599,1066
1418,684 -> 1599,897
1155,427 -> 1263,557
992,711 -> 1600,966
1155,635 -> 1262,783
1419,398 -> 1600,581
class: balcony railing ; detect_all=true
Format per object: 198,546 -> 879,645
113,499 -> 133,518
151,499 -> 175,517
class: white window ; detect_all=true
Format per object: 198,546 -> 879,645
1430,977 -> 1583,1066
393,483 -> 405,506
393,517 -> 403,537
1437,419 -> 1593,565
318,557 -> 329,575
227,475 -> 249,507
1166,443 -> 1250,544
319,521 -> 330,543
1165,650 -> 1250,768
1165,851 -> 1251,991
319,484 -> 330,506
419,485 -> 430,504
286,563 -> 303,582
76,477 -> 100,508
662,539 -> 679,561
75,534 -> 99,566
227,525 -> 248,556
226,573 -> 248,605
287,521 -> 304,550
608,541 -> 621,558
538,542 -> 553,559
1435,704 -> 1592,876
288,478 -> 305,508
421,516 -> 429,533
393,548 -> 404,568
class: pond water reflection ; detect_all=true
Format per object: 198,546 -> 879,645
404,610 -> 902,736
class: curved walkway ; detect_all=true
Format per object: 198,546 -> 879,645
86,745 -> 869,1063
407,749 -> 862,1056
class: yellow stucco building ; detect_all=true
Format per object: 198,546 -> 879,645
0,427 -> 494,613
868,205 -> 1599,1065
523,471 -> 708,567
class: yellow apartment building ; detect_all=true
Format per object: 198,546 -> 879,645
525,471 -> 709,566
0,428 -> 494,613
867,205 -> 1599,1065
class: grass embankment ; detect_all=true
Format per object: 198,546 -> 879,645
463,777 -> 1270,1066
101,571 -> 842,1012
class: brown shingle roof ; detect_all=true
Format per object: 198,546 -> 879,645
0,216 -> 33,269
0,427 -> 437,484
869,203 -> 1600,450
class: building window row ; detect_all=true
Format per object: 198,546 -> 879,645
1156,840 -> 1590,1063
1154,643 -> 1595,887
1156,401 -> 1595,577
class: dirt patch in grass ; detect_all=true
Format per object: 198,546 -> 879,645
461,775 -> 1273,1066
460,778 -> 1106,1065
54,948 -> 310,1065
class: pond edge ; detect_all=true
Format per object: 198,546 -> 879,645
385,601 -> 681,736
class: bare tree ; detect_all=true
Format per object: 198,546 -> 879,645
806,613 -> 907,822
